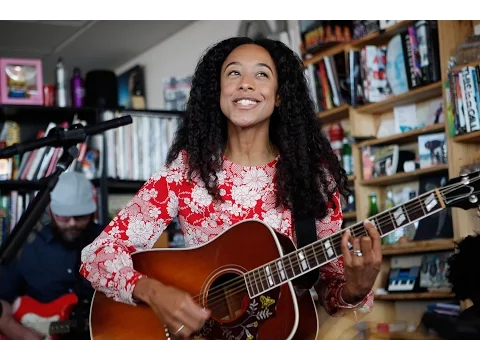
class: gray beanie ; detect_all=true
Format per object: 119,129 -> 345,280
50,171 -> 97,217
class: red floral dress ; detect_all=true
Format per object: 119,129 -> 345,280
80,151 -> 373,318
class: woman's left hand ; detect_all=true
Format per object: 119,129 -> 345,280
340,220 -> 382,304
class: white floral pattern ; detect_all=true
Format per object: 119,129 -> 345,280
79,150 -> 373,315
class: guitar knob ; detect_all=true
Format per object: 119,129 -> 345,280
460,169 -> 470,177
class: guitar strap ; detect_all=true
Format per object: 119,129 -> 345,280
293,213 -> 320,290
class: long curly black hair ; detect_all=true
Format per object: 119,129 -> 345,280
166,36 -> 349,219
446,233 -> 480,303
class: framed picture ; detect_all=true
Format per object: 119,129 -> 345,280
117,65 -> 146,110
163,76 -> 192,111
0,58 -> 43,105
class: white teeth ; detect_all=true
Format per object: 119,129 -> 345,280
236,99 -> 257,106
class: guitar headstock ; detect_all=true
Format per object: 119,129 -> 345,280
443,170 -> 480,211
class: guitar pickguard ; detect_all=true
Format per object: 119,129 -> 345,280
193,289 -> 280,340
20,313 -> 60,339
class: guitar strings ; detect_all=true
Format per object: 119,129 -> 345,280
190,178 -> 475,309
188,176 -> 479,311
192,186 -> 457,310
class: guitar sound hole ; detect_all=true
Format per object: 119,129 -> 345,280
206,272 -> 249,323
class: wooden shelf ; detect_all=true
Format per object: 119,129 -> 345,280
354,82 -> 443,115
303,42 -> 347,66
358,123 -> 446,147
317,104 -> 349,124
452,130 -> 480,143
303,21 -> 416,67
0,179 -> 47,193
348,21 -> 416,49
0,104 -> 98,124
297,21 -> 475,340
343,211 -> 356,220
382,239 -> 455,256
360,164 -> 449,186
450,59 -> 480,73
375,292 -> 455,301
105,179 -> 146,193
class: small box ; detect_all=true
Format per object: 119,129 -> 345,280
0,58 -> 43,105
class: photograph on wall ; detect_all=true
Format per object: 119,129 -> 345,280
117,65 -> 146,110
163,76 -> 192,111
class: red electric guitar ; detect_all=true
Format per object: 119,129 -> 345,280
89,171 -> 480,340
0,293 -> 84,340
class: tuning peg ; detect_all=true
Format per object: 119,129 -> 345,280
460,169 -> 471,177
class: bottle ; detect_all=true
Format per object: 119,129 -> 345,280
328,123 -> 344,162
71,67 -> 85,108
368,193 -> 379,217
342,137 -> 353,175
55,58 -> 67,107
383,190 -> 396,244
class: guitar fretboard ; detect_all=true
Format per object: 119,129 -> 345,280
244,189 -> 445,298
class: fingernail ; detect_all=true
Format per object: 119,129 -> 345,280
364,219 -> 373,226
345,229 -> 351,236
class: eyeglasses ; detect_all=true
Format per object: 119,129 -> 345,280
53,214 -> 91,224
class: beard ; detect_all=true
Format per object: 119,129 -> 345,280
51,220 -> 91,250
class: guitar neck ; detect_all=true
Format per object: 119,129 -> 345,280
244,188 -> 446,298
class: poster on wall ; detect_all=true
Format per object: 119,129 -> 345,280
163,76 -> 192,111
117,65 -> 146,110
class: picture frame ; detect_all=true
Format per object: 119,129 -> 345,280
117,65 -> 146,110
0,58 -> 44,105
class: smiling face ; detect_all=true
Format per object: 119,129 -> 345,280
220,44 -> 280,129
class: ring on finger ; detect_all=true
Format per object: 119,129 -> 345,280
175,324 -> 185,335
352,249 -> 363,257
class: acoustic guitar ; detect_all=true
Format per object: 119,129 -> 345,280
89,170 -> 480,340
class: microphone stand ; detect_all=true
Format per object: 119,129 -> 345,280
0,116 -> 132,266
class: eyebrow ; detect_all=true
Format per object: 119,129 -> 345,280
224,61 -> 274,74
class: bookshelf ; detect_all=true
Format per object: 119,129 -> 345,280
0,105 -> 104,231
304,20 -> 477,339
0,105 -> 184,232
97,108 -> 184,223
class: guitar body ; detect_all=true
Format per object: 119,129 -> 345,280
89,220 -> 319,340
89,169 -> 480,340
0,293 -> 79,340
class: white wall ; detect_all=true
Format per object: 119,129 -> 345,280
115,20 -> 303,110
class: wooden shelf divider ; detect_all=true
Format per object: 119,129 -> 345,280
360,164 -> 449,186
375,292 -> 455,301
317,104 -> 349,124
358,123 -> 446,147
354,82 -> 443,115
452,130 -> 480,143
381,239 -> 455,256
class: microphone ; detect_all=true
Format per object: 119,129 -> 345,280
83,115 -> 132,136
0,115 -> 133,159
0,115 -> 133,266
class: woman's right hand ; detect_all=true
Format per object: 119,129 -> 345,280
132,277 -> 211,338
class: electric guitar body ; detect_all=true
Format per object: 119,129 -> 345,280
89,220 -> 319,340
0,293 -> 81,340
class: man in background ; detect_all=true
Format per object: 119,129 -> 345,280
0,171 -> 103,340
